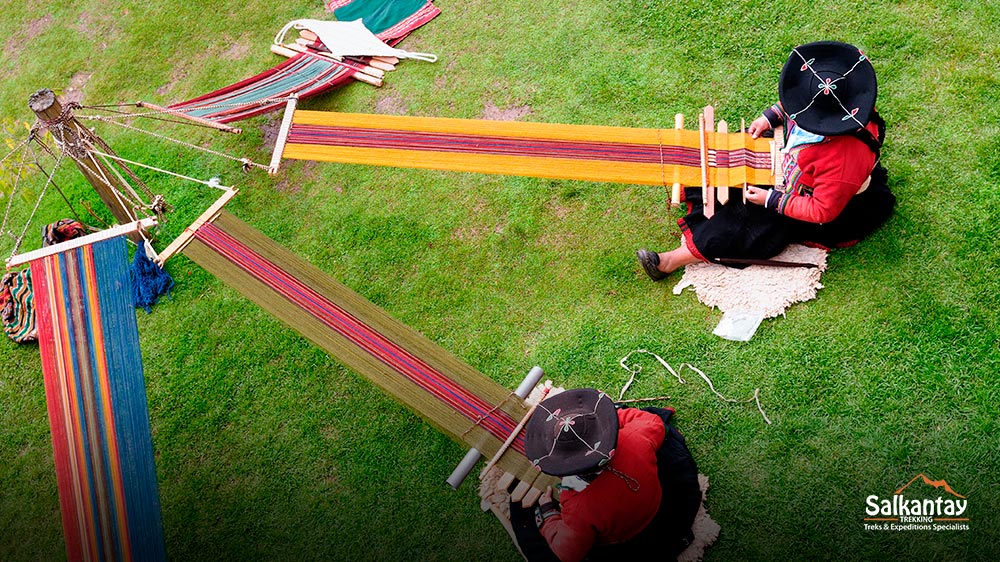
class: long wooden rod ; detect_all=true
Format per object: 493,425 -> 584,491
154,188 -> 238,266
479,381 -> 552,479
6,217 -> 157,268
268,96 -> 298,175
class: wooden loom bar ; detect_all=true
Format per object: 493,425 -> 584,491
702,105 -> 716,218
479,381 -> 552,479
270,44 -> 383,87
154,188 -> 238,267
717,120 -> 730,205
742,118 -> 748,204
295,28 -> 399,72
268,96 -> 298,175
291,38 -> 391,77
699,113 -> 712,218
288,41 -> 387,79
6,217 -> 158,268
670,113 -> 684,206
448,365 -> 546,490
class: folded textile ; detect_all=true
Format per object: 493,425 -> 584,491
274,19 -> 437,61
1,269 -> 36,343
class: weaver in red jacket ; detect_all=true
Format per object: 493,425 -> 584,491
509,388 -> 701,562
637,40 -> 895,280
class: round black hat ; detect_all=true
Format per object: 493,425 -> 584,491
524,388 -> 619,477
778,41 -> 877,135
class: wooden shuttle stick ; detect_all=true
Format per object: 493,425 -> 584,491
479,381 -> 553,479
699,113 -> 713,219
741,118 -> 748,205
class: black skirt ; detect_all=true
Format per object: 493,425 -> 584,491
678,165 -> 894,262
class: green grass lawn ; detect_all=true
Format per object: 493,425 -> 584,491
2,0 -> 999,560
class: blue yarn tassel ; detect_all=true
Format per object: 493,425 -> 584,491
130,241 -> 173,313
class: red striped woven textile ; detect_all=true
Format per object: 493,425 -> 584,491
280,110 -> 777,187
166,53 -> 356,123
180,210 -> 555,488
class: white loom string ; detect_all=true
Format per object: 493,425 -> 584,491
618,349 -> 772,425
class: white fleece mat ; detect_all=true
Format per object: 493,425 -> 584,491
672,244 -> 828,338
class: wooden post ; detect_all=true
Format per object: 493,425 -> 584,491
699,113 -> 712,219
29,89 -> 143,237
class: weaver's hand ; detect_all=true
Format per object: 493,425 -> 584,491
748,115 -> 771,139
745,185 -> 769,206
540,486 -> 555,505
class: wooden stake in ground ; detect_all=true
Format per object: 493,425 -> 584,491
29,89 -> 144,239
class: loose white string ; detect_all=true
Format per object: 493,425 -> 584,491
618,349 -> 772,425
87,149 -> 234,191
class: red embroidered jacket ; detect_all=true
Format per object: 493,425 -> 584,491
766,120 -> 880,224
539,408 -> 665,562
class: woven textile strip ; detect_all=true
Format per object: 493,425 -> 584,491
166,0 -> 440,124
167,53 -> 354,123
281,110 -> 777,187
30,235 -> 165,562
181,210 -> 556,489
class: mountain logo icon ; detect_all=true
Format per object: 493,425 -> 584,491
894,474 -> 966,499
864,472 -> 969,530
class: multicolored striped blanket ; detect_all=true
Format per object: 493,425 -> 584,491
164,0 -> 439,123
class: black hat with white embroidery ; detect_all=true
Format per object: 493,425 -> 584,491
524,388 -> 619,477
778,41 -> 877,136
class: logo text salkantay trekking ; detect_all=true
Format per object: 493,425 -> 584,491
863,474 -> 969,532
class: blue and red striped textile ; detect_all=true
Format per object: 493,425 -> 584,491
30,235 -> 165,562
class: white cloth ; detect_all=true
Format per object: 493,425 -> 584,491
560,475 -> 591,492
275,19 -> 438,62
